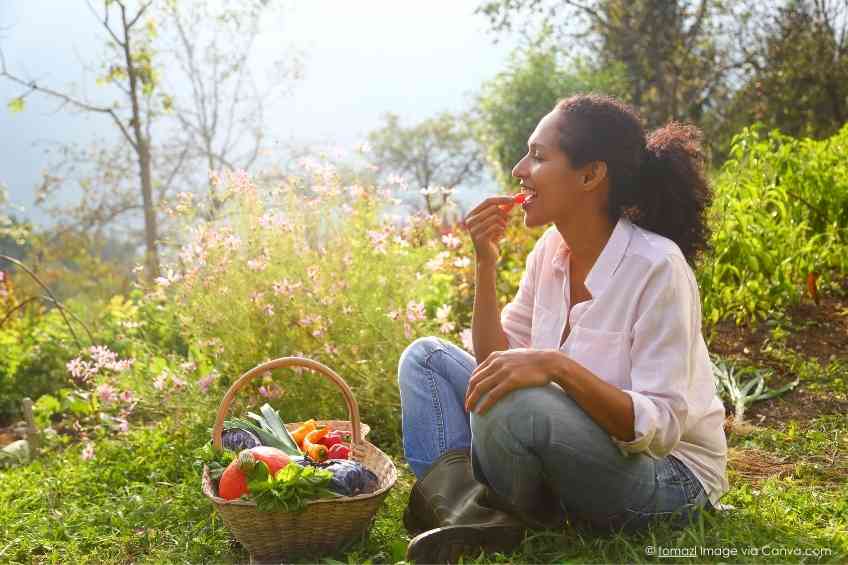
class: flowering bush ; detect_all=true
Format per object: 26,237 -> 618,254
156,161 -> 492,449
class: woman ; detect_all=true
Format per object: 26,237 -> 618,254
397,94 -> 728,563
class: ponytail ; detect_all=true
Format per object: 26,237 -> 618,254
625,123 -> 712,265
554,95 -> 712,266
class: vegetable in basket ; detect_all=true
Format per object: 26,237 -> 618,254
296,458 -> 378,497
221,428 -> 261,452
219,446 -> 291,500
223,403 -> 301,457
303,427 -> 330,462
247,459 -> 339,512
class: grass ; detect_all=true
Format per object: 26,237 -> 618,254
2,408 -> 847,564
2,314 -> 847,564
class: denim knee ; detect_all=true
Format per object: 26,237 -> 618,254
397,336 -> 444,386
470,385 -> 565,446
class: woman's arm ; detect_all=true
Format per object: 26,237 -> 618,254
462,196 -> 518,363
464,348 -> 636,443
472,258 -> 509,364
548,353 -> 635,442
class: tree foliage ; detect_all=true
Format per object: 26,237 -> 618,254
473,41 -> 628,189
724,0 -> 848,141
368,112 -> 484,221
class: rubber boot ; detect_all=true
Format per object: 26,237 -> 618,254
403,450 -> 527,564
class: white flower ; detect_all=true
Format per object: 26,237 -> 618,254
436,304 -> 452,321
453,257 -> 471,269
442,233 -> 462,249
460,329 -> 474,354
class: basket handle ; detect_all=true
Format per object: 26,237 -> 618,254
211,356 -> 362,451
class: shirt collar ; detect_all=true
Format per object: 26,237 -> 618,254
550,217 -> 635,297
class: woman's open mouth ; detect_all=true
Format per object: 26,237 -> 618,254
520,188 -> 538,208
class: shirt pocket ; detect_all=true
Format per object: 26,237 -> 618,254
531,304 -> 561,350
565,325 -> 631,388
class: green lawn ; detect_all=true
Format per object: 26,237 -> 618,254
2,319 -> 847,564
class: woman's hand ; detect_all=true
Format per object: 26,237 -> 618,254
462,196 -> 516,265
464,348 -> 561,414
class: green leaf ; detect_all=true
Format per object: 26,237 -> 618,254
7,97 -> 24,113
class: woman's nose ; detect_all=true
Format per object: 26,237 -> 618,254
511,155 -> 527,179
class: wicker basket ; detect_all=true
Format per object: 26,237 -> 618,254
201,356 -> 397,561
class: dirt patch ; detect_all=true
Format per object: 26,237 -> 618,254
709,293 -> 847,364
708,288 -> 848,427
744,389 -> 848,428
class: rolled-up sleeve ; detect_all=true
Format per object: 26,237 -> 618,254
613,256 -> 695,458
499,235 -> 544,349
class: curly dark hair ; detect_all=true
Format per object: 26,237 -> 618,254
553,94 -> 712,265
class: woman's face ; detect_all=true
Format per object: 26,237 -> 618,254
511,111 -> 605,229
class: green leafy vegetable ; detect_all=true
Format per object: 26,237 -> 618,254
246,461 -> 339,512
223,403 -> 301,457
194,443 -> 236,480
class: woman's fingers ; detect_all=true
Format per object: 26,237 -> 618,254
466,209 -> 507,235
475,381 -> 516,415
468,213 -> 506,237
466,196 -> 518,218
465,372 -> 500,413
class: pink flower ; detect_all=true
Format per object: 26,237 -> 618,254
386,309 -> 400,321
153,372 -> 168,391
247,257 -> 268,272
404,322 -> 413,340
440,322 -> 456,334
442,233 -> 462,249
197,371 -> 218,393
115,417 -> 129,434
67,357 -> 97,384
273,278 -> 302,297
406,301 -> 426,322
96,383 -> 118,405
259,383 -> 283,399
460,329 -> 474,354
263,304 -> 275,317
119,390 -> 135,404
81,443 -> 95,461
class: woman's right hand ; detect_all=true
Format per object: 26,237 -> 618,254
462,196 -> 516,265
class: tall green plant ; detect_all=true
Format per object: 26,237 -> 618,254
699,124 -> 848,325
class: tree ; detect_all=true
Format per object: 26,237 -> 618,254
1,0 -> 298,280
476,0 -> 738,131
474,40 -> 628,189
723,0 -> 848,141
368,112 -> 485,225
2,0 -> 161,278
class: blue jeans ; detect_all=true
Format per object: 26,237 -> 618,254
397,336 -> 712,533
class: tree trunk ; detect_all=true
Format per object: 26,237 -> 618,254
121,3 -> 160,280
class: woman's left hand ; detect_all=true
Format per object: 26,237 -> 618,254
464,348 -> 561,415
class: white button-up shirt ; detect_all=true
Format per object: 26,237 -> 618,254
501,218 -> 729,507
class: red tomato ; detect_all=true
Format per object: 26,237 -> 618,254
217,446 -> 291,500
328,443 -> 350,459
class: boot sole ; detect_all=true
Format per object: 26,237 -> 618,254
406,524 -> 525,564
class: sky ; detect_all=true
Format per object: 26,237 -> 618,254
0,1 -> 520,226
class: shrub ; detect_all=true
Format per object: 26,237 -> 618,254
699,124 -> 848,325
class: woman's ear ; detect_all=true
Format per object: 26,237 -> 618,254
581,161 -> 608,191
